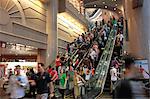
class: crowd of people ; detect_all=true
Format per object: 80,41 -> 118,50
3,17 -> 125,99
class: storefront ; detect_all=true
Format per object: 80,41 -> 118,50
0,41 -> 39,78
0,62 -> 37,77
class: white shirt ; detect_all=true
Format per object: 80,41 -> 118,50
8,75 -> 28,98
117,34 -> 124,41
90,50 -> 97,60
110,67 -> 117,81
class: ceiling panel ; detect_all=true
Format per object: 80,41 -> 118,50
84,0 -> 122,9
84,0 -> 123,15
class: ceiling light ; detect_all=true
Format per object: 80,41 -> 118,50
105,5 -> 108,8
103,2 -> 105,4
115,4 -> 117,6
114,8 -> 116,10
94,4 -> 97,7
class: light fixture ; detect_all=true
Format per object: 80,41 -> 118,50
94,4 -> 97,7
105,5 -> 108,8
114,8 -> 116,10
115,4 -> 117,6
103,2 -> 105,4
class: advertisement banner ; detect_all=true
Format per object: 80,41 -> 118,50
135,60 -> 150,79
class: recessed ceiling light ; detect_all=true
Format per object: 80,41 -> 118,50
94,4 -> 97,7
105,5 -> 108,8
103,2 -> 105,4
114,8 -> 116,10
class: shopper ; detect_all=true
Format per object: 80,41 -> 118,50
31,63 -> 54,99
75,70 -> 86,99
7,65 -> 29,99
59,69 -> 68,99
110,66 -> 118,93
55,55 -> 61,73
49,68 -> 58,82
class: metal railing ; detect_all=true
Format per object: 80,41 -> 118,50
78,28 -> 117,99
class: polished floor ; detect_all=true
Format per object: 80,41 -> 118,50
0,88 -> 112,99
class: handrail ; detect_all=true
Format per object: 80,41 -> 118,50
96,29 -> 117,98
79,28 -> 117,99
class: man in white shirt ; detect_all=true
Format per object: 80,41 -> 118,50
110,66 -> 118,83
7,65 -> 28,99
110,66 -> 118,93
90,49 -> 97,61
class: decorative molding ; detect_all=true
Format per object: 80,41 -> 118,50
12,21 -> 47,35
12,0 -> 26,24
26,17 -> 46,22
0,30 -> 47,45
28,0 -> 47,11
23,7 -> 46,17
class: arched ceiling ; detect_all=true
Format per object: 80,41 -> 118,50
84,0 -> 123,15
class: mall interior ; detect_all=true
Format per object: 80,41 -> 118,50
0,0 -> 150,99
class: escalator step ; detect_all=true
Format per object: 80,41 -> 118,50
104,88 -> 110,92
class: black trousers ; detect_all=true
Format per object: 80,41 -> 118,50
59,89 -> 65,99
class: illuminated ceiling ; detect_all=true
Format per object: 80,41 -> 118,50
84,0 -> 123,15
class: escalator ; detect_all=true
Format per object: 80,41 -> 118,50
81,28 -> 117,99
99,68 -> 111,99
55,24 -> 117,98
63,26 -> 112,99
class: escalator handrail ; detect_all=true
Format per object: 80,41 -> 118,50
95,29 -> 117,98
83,29 -> 116,86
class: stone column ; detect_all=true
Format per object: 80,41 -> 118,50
45,0 -> 58,66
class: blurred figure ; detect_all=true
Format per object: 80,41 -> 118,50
114,56 -> 148,99
8,68 -> 13,79
139,65 -> 144,74
26,68 -> 31,78
91,67 -> 95,76
28,68 -> 36,97
7,65 -> 28,99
